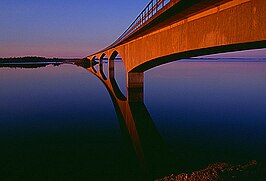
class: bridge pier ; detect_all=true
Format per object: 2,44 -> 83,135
99,58 -> 107,79
99,60 -> 103,72
127,72 -> 144,102
109,59 -> 114,79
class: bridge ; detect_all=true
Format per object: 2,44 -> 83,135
86,0 -> 266,101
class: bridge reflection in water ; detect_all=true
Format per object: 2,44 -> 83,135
76,59 -> 265,180
76,61 -> 178,180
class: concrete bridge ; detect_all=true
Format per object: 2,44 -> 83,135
87,0 -> 266,100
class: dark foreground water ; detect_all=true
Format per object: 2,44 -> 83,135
0,61 -> 265,180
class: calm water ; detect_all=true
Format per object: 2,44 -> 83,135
0,61 -> 266,180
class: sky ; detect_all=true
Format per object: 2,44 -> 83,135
0,0 -> 265,59
0,0 -> 148,58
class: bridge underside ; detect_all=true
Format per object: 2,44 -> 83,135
88,0 -> 266,87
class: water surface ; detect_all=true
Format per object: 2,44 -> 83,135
0,61 -> 265,180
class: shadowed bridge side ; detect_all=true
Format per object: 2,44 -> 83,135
87,0 -> 266,90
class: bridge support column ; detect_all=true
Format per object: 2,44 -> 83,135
127,72 -> 144,102
109,59 -> 114,79
99,58 -> 108,79
99,58 -> 103,72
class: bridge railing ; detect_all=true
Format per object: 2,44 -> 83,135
105,0 -> 171,50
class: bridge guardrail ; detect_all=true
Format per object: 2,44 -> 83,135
105,0 -> 171,50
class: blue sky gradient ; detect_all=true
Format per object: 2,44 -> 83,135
0,0 -> 148,58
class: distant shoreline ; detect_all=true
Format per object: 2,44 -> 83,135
0,62 -> 63,65
0,56 -> 80,64
0,57 -> 80,69
0,57 -> 62,63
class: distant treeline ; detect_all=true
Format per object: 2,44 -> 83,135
0,64 -> 52,69
0,56 -> 63,63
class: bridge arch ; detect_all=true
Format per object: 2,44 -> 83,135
99,53 -> 108,80
109,50 -> 119,61
108,50 -> 127,97
100,53 -> 106,60
130,41 -> 266,73
109,50 -> 126,77
91,56 -> 99,73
